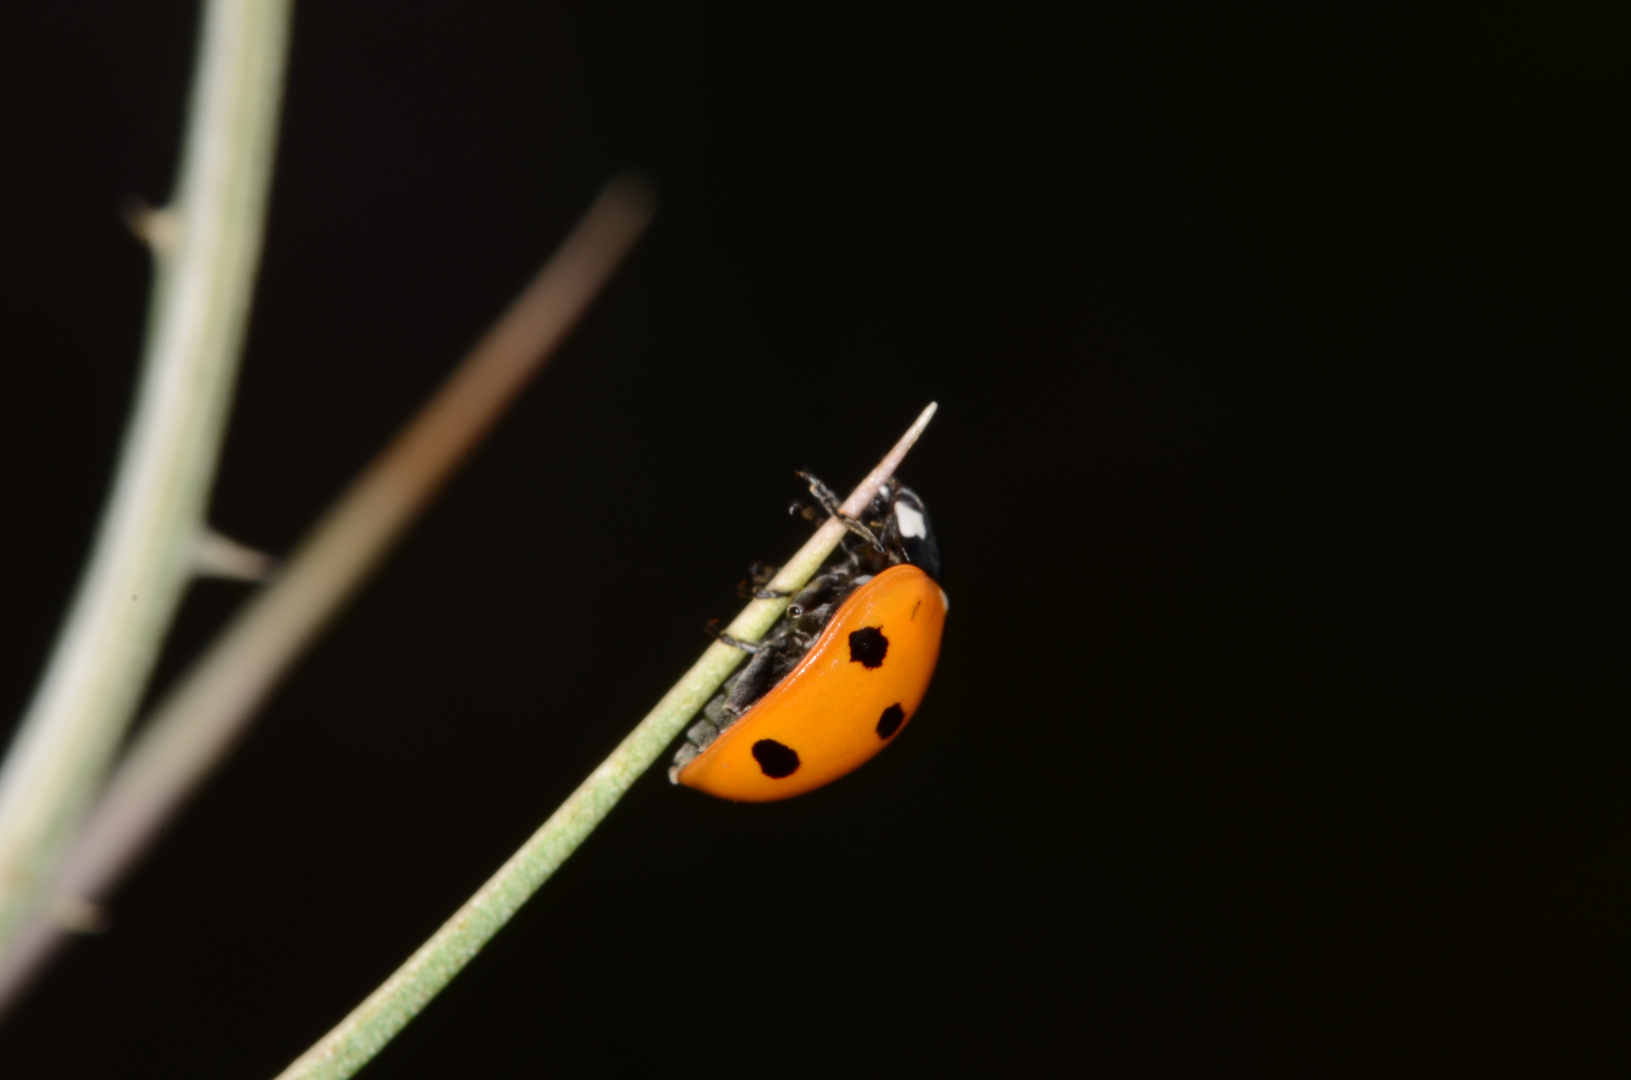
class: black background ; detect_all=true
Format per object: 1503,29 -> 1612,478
0,4 -> 1625,1077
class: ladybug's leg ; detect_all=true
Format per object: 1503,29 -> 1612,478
705,618 -> 770,654
723,645 -> 799,715
794,471 -> 886,553
797,471 -> 846,516
736,560 -> 791,600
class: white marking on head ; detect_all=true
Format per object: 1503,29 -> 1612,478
894,501 -> 927,540
939,588 -> 950,613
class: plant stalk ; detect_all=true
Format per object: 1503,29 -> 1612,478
275,404 -> 938,1080
0,0 -> 293,961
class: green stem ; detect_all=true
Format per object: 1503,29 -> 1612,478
275,404 -> 938,1080
0,0 -> 292,960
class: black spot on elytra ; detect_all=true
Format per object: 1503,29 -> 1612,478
848,626 -> 889,668
752,739 -> 800,779
877,703 -> 906,739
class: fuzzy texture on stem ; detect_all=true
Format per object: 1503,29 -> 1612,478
0,0 -> 292,961
274,404 -> 937,1080
0,179 -> 656,1020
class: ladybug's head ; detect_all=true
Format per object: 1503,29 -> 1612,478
867,482 -> 941,582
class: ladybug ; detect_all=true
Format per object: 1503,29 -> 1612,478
669,475 -> 947,801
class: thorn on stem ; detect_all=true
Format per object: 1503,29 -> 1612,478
120,197 -> 181,254
51,896 -> 109,935
193,528 -> 277,582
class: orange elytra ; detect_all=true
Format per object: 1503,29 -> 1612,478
670,478 -> 947,801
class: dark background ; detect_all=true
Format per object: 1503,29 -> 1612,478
0,3 -> 1625,1076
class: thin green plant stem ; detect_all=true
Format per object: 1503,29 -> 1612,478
0,0 -> 292,961
0,179 -> 655,1020
275,403 -> 939,1080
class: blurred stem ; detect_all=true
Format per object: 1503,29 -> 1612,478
274,404 -> 938,1080
0,178 -> 655,1021
0,0 -> 292,961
